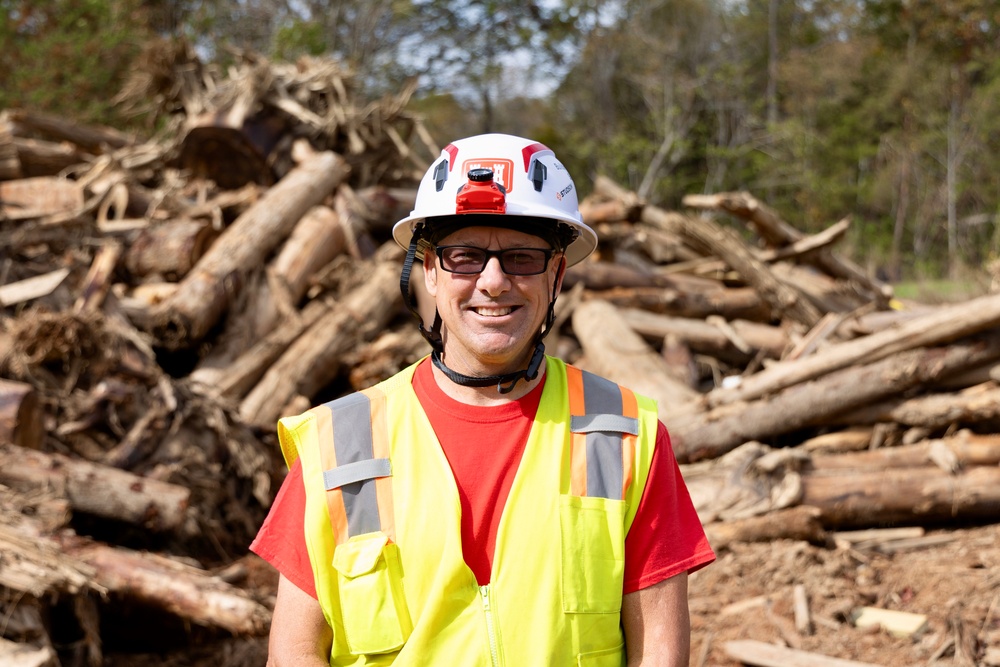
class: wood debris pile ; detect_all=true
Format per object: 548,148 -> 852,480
2,40 -> 1000,667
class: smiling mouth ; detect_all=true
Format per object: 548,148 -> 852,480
473,306 -> 514,317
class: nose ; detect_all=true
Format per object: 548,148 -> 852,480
477,255 -> 510,295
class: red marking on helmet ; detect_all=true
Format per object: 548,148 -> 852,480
444,144 -> 459,171
455,172 -> 507,214
522,143 -> 550,172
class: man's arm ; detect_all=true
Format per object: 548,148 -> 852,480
622,571 -> 691,667
266,574 -> 332,667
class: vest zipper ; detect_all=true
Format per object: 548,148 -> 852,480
480,585 -> 501,667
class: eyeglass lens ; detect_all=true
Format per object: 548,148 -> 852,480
436,246 -> 552,275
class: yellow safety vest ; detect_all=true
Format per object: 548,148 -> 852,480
277,356 -> 659,666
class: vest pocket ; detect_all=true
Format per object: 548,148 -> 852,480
559,494 -> 626,613
332,531 -> 412,655
577,642 -> 626,666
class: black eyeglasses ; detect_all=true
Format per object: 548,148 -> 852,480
435,245 -> 554,275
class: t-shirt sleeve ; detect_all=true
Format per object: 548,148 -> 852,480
623,421 -> 716,594
249,458 -> 318,599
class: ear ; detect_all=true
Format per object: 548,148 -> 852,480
551,255 -> 568,298
423,253 -> 439,297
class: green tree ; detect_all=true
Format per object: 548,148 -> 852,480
0,0 -> 151,124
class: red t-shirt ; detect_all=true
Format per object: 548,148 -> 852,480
250,360 -> 714,598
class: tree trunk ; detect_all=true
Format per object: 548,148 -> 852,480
669,336 -> 1000,462
619,308 -> 787,362
572,299 -> 700,417
801,465 -> 1000,529
189,204 -> 348,389
240,256 -> 403,425
149,150 -> 349,348
703,290 -> 1000,409
0,444 -> 191,532
0,379 -> 43,449
124,219 -> 220,280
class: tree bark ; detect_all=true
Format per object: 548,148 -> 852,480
589,285 -> 772,323
124,219 -> 220,280
669,336 -> 1000,463
0,379 -> 43,449
240,256 -> 403,425
703,290 -> 1000,409
0,444 -> 191,532
619,308 -> 788,361
189,204 -> 347,389
705,506 -> 827,551
149,150 -> 349,348
831,385 -> 1000,432
801,465 -> 1000,529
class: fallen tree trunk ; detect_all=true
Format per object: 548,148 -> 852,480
0,379 -> 43,449
700,290 -> 1000,409
704,505 -> 827,551
572,299 -> 700,415
189,204 -> 348,388
668,336 -> 1000,462
149,149 -> 349,347
808,432 -> 1000,471
800,464 -> 1000,529
619,308 -> 788,361
683,191 -> 893,306
831,385 -> 1000,432
0,444 -> 191,532
589,285 -> 772,323
240,254 -> 403,425
69,540 -> 271,636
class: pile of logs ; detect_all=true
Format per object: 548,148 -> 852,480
3,39 -> 1000,667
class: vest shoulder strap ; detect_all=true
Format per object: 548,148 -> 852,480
566,366 -> 641,501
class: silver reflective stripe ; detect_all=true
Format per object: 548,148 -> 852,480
581,371 -> 625,500
570,414 -> 639,436
323,458 -> 392,491
324,392 -> 383,536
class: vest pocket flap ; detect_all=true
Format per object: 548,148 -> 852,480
570,414 -> 639,436
333,532 -> 389,578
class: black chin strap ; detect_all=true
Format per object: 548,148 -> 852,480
400,230 -> 564,395
431,342 -> 546,394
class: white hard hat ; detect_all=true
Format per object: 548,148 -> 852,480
393,133 -> 598,267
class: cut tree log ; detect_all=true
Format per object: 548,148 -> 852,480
591,285 -> 772,323
0,379 -> 43,449
704,506 -> 827,551
68,540 -> 271,635
668,335 -> 1000,462
594,177 -> 823,328
124,219 -> 220,280
724,640 -> 882,667
0,444 -> 191,532
808,432 -> 1000,471
619,308 -> 788,361
148,149 -> 349,347
6,108 -> 134,152
682,191 -> 893,305
701,290 -> 1000,409
800,464 -> 1000,529
572,299 -> 700,417
189,204 -> 348,388
240,254 -> 403,425
833,385 -> 1000,432
0,176 -> 83,220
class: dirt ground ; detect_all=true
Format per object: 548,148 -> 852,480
688,522 -> 1000,666
105,521 -> 1000,667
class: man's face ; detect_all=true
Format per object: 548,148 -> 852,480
423,225 -> 565,377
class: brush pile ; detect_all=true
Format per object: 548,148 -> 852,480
2,38 -> 1000,667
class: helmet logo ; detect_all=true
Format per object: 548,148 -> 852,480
555,183 -> 574,201
461,158 -> 514,193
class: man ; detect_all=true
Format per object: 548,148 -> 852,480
251,133 -> 715,666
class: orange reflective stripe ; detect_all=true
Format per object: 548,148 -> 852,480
566,366 -> 589,496
316,405 -> 350,546
365,386 -> 397,544
619,387 -> 638,499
